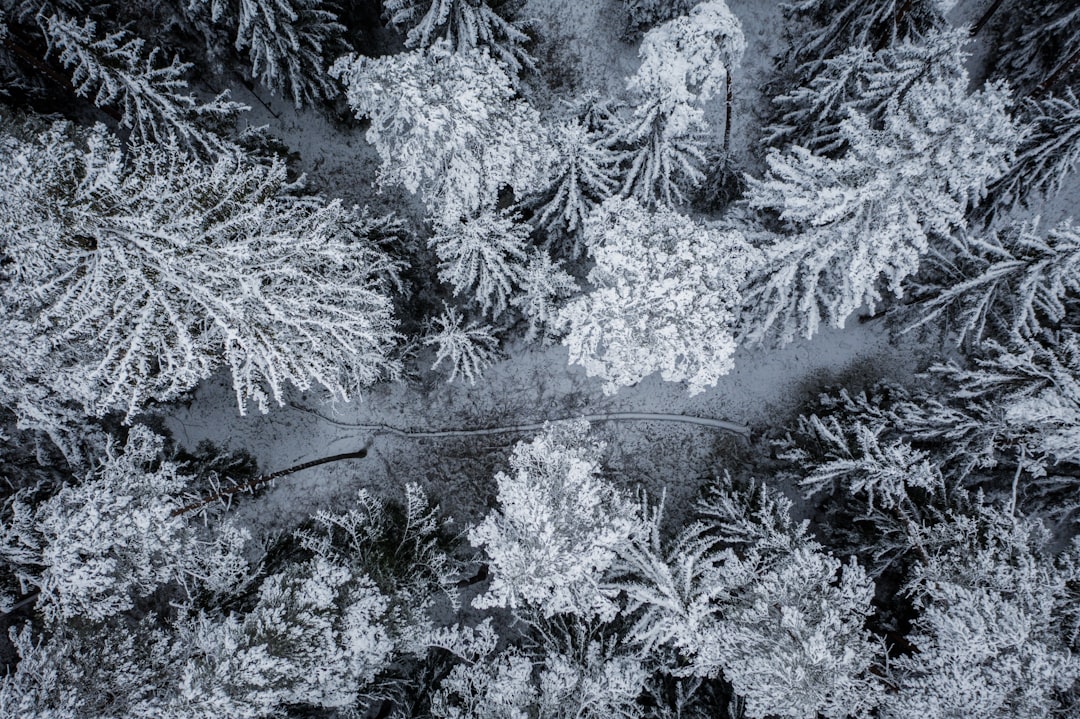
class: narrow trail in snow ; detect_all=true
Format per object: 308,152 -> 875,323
173,408 -> 750,517
289,403 -> 752,439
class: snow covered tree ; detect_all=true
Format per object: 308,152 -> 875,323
470,420 -> 645,621
41,11 -> 244,154
615,0 -> 745,206
559,198 -> 759,395
228,0 -> 346,108
983,89 -> 1080,218
383,0 -> 532,77
177,555 -> 395,715
529,118 -> 622,249
331,43 -> 552,224
424,305 -> 500,385
0,121 -> 401,434
534,628 -> 650,719
430,648 -> 538,719
511,250 -> 578,344
619,475 -> 882,719
431,210 -> 530,318
993,0 -> 1080,93
884,511 -> 1080,719
744,72 -> 1018,345
784,0 -> 947,78
912,219 -> 1080,345
0,424 -> 250,623
766,28 -> 969,156
926,333 -> 1080,483
0,620 -> 178,719
621,0 -> 695,35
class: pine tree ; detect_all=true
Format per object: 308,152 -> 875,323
41,11 -> 245,154
744,73 -> 1017,345
559,198 -> 759,395
615,0 -> 745,207
0,121 -> 401,436
993,0 -> 1080,93
424,305 -> 500,385
431,210 -> 531,318
331,43 -> 553,224
383,0 -> 532,77
621,0 -> 696,35
177,555 -> 395,714
766,28 -> 969,156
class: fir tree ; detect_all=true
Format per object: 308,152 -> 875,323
744,72 -> 1017,345
383,0 -> 532,77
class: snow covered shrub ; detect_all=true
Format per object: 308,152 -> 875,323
331,43 -> 553,224
424,305 -> 500,384
470,420 -> 645,621
616,0 -> 745,207
0,121 -> 400,429
744,70 -> 1018,345
431,210 -> 530,318
383,0 -> 532,77
0,425 -> 250,623
559,197 -> 759,395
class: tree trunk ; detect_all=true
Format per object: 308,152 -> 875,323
971,0 -> 1006,36
724,69 -> 734,154
172,447 -> 369,517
